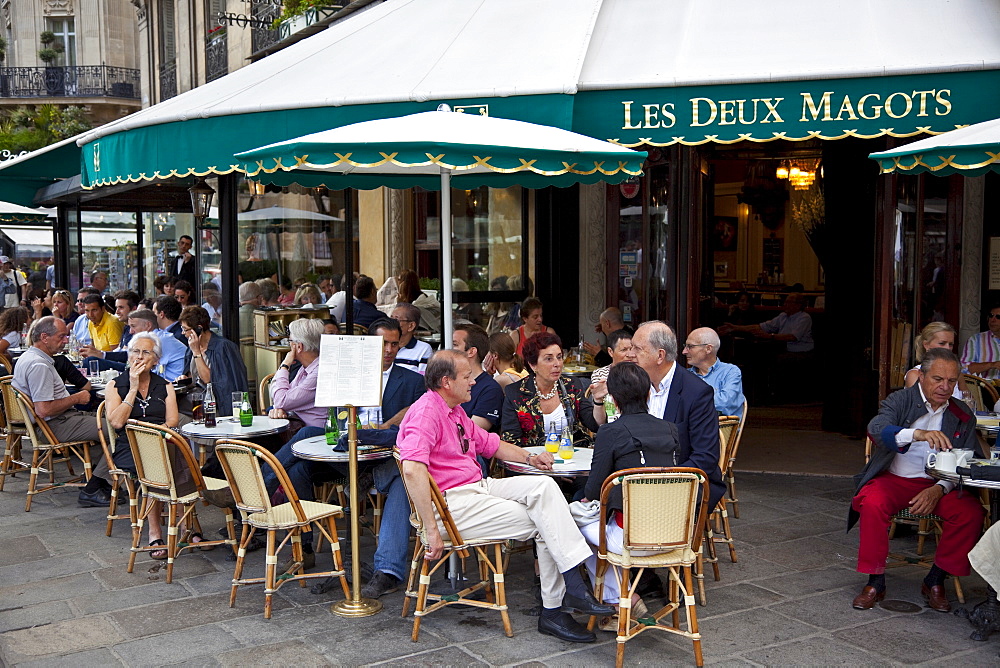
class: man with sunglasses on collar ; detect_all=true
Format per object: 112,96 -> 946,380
390,302 -> 433,374
961,303 -> 1000,381
398,349 -> 614,644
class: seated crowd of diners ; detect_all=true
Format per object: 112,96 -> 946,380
12,272 -> 1000,646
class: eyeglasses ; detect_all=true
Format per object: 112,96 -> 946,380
129,349 -> 157,357
456,423 -> 470,454
683,343 -> 709,350
989,314 -> 1000,320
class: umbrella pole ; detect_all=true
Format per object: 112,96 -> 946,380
441,169 -> 453,349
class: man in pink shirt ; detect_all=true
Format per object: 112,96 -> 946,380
399,350 -> 613,643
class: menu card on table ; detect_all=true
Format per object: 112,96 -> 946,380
315,335 -> 384,407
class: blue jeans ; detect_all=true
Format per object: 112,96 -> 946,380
262,425 -> 325,500
371,460 -> 411,582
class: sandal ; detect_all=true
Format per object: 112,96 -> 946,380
190,531 -> 216,551
149,539 -> 167,560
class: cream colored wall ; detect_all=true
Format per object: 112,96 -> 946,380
5,0 -> 137,68
359,188 -> 387,285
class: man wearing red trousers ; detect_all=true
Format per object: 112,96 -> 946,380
849,347 -> 984,612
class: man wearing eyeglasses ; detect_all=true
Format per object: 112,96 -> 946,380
398,350 -> 615,643
683,327 -> 745,417
391,303 -> 433,374
12,316 -> 107,507
961,304 -> 1000,380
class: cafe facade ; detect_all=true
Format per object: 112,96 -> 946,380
2,0 -> 999,436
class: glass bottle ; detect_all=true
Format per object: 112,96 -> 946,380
204,382 -> 217,427
325,406 -> 341,446
239,391 -> 253,427
545,420 -> 560,453
558,425 -> 574,460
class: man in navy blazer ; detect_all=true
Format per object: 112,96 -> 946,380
593,320 -> 725,509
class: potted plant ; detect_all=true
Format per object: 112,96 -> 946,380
274,0 -> 342,39
38,32 -> 66,95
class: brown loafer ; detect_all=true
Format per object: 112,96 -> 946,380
921,583 -> 951,612
852,585 -> 886,610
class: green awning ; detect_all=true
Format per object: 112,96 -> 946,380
0,136 -> 83,207
869,115 -> 1000,175
80,95 -> 574,190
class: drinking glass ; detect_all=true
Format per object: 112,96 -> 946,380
961,391 -> 980,412
558,442 -> 574,461
232,392 -> 244,421
991,444 -> 1000,464
88,359 -> 100,377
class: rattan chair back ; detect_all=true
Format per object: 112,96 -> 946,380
606,467 -> 708,554
258,373 -> 275,414
1,376 -> 29,432
718,416 -> 740,468
126,420 -> 206,501
0,351 -> 12,376
352,323 -> 368,335
95,401 -> 117,459
14,388 -> 63,448
215,439 -> 309,525
963,373 -> 999,409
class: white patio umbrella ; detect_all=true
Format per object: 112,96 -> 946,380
0,200 -> 52,223
235,107 -> 648,345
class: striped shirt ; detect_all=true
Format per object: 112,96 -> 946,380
961,331 -> 1000,380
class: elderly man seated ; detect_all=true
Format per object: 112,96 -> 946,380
399,350 -> 614,643
683,327 -> 745,417
849,348 -> 984,612
267,318 -> 327,434
582,307 -> 629,366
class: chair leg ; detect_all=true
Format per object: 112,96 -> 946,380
412,555 -> 432,642
616,567 -> 631,668
694,551 -> 707,606
264,529 -> 277,619
719,505 -> 738,563
887,518 -> 898,540
953,575 -> 965,604
128,494 -> 150,574
372,491 -> 383,537
493,542 -> 513,638
683,566 -> 704,667
106,475 -> 120,537
326,517 -> 351,599
703,526 -> 720,581
589,557 -> 608,632
727,471 -> 739,519
24,446 -> 41,512
165,502 -> 179,584
402,540 -> 422,618
230,524 -> 253,608
0,434 -> 22,490
916,518 -> 931,556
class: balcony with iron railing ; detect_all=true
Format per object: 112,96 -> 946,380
0,65 -> 141,100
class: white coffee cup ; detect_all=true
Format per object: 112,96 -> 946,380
953,449 -> 974,468
927,450 -> 958,472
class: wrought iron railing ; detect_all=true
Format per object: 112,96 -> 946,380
0,65 -> 140,99
205,32 -> 228,83
251,2 -> 281,53
159,61 -> 177,101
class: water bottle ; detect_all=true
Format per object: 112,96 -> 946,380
239,391 -> 253,427
545,421 -> 560,453
605,398 -> 619,423
558,425 -> 574,460
20,323 -> 28,348
204,382 -> 217,427
325,406 -> 341,446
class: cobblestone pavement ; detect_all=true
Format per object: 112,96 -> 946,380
1,468 -> 999,666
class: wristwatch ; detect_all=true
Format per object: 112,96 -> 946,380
279,363 -> 291,371
593,397 -> 605,405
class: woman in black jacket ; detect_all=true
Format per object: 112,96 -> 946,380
580,362 -> 680,627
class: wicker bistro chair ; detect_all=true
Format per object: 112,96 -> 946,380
963,373 -> 1000,411
722,401 -> 749,519
706,416 -> 740,568
11,384 -> 94,511
215,439 -> 350,619
0,375 -> 30,490
394,450 -> 514,642
258,372 -> 275,414
592,467 -> 712,668
863,437 -> 968,603
95,401 -> 139,538
125,420 -> 237,583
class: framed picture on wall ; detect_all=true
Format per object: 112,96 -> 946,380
714,261 -> 729,277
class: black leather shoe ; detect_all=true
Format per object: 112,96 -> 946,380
561,590 -> 616,616
78,488 -> 111,507
538,611 -> 597,643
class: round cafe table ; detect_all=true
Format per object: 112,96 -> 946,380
291,435 -> 394,463
180,416 -> 289,465
561,364 -> 599,380
500,445 -> 593,478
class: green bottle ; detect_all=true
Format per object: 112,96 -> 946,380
325,406 -> 341,445
239,391 -> 253,427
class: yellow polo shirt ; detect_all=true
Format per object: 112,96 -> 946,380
88,312 -> 124,352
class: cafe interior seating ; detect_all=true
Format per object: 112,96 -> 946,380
0,375 -> 29,490
395,450 -> 514,642
863,438 -> 966,603
94,401 -> 138,538
8,381 -> 93,512
215,438 -> 350,619
591,467 -> 710,668
125,420 -> 237,583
